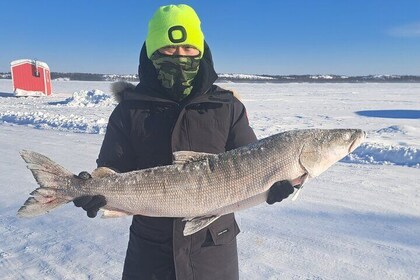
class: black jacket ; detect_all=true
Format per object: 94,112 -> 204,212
97,42 -> 257,280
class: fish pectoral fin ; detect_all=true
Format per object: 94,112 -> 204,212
291,173 -> 309,201
172,151 -> 214,165
183,215 -> 221,236
101,209 -> 132,218
91,167 -> 116,178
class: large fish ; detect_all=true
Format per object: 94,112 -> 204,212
18,129 -> 365,235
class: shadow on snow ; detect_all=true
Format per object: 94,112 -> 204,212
0,91 -> 15,98
355,110 -> 420,119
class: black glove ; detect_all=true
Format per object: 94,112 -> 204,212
73,171 -> 107,218
76,171 -> 92,180
266,180 -> 295,205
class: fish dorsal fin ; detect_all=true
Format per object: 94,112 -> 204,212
91,167 -> 116,178
183,216 -> 221,236
172,151 -> 214,165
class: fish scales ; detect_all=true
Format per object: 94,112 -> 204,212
79,134 -> 301,217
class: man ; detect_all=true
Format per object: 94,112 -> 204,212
74,4 -> 294,280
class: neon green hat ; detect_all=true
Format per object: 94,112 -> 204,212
146,4 -> 204,58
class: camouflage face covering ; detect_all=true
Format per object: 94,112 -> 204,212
150,52 -> 201,100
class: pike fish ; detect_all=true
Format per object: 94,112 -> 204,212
18,129 -> 365,235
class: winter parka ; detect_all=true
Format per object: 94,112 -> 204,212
97,42 -> 257,280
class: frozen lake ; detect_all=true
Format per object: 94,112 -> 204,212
0,79 -> 419,279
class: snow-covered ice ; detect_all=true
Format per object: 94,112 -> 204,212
218,73 -> 276,80
0,79 -> 419,279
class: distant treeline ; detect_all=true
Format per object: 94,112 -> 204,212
217,75 -> 420,83
52,72 -> 106,81
51,72 -> 139,81
0,72 -> 139,81
1,72 -> 420,83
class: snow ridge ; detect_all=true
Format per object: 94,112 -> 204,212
343,143 -> 419,168
0,111 -> 107,134
57,89 -> 116,107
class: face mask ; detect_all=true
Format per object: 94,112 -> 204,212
150,52 -> 201,100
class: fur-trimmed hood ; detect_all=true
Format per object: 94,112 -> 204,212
111,81 -> 136,103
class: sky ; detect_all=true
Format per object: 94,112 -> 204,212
1,0 -> 420,75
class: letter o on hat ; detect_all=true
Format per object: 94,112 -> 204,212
168,26 -> 187,43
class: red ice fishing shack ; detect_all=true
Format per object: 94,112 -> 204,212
10,59 -> 52,96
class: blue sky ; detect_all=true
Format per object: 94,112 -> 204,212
1,0 -> 420,75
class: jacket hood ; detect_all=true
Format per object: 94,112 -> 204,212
136,41 -> 218,100
111,81 -> 136,103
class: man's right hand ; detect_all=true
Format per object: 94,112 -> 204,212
73,171 -> 107,218
266,180 -> 295,205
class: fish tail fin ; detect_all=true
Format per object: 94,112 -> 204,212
18,150 -> 74,218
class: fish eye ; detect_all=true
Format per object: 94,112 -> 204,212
342,132 -> 351,141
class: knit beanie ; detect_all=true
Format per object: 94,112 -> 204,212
146,4 -> 204,58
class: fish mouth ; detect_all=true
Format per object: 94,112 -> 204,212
348,131 -> 366,153
291,173 -> 309,187
291,173 -> 309,201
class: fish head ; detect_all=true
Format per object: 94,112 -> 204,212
299,129 -> 366,178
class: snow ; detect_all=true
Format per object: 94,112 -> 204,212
310,75 -> 334,79
53,77 -> 70,81
60,89 -> 117,107
0,79 -> 419,279
218,73 -> 276,80
344,143 -> 419,167
13,88 -> 47,97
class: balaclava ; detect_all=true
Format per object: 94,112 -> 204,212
146,4 -> 204,100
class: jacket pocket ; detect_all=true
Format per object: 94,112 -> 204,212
207,214 -> 240,246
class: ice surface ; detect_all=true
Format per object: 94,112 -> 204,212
0,79 -> 419,279
218,73 -> 275,80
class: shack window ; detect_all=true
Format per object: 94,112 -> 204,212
32,64 -> 40,77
